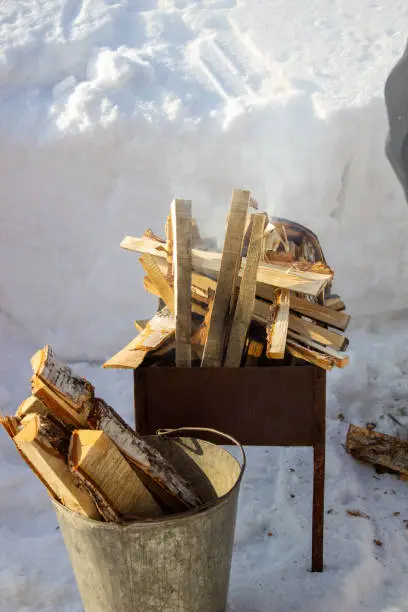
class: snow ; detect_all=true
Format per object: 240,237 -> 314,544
1,0 -> 408,610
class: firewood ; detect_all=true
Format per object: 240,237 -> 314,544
69,430 -> 163,519
0,416 -> 20,438
103,307 -> 175,369
253,301 -> 348,351
225,213 -> 265,367
165,212 -> 173,283
289,295 -> 350,331
266,289 -> 290,359
287,330 -> 349,367
192,290 -> 215,348
324,295 -> 346,311
31,376 -> 88,427
139,254 -> 175,314
202,189 -> 250,366
87,398 -> 203,511
16,396 -> 49,420
31,345 -> 94,411
13,416 -> 100,519
286,339 -> 334,370
346,424 -> 408,476
121,236 -> 333,296
171,199 -> 192,367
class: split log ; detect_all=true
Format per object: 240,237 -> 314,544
16,396 -> 49,420
103,307 -> 175,369
202,189 -> 250,366
139,254 -> 174,314
13,416 -> 100,519
31,376 -> 88,427
287,330 -> 349,368
0,416 -> 20,438
286,339 -> 334,370
266,289 -> 290,359
225,213 -> 265,367
171,199 -> 192,367
121,236 -> 333,297
346,424 -> 408,476
69,430 -> 163,519
87,399 -> 203,512
31,345 -> 94,411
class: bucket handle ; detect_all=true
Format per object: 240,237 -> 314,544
156,426 -> 246,471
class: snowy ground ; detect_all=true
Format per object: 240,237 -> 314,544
2,0 -> 408,610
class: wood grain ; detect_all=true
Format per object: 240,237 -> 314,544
171,199 -> 192,367
202,189 -> 250,366
266,289 -> 290,359
225,213 -> 265,367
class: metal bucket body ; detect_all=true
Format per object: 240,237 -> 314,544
53,434 -> 244,612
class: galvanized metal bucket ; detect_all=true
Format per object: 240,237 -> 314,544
53,427 -> 246,612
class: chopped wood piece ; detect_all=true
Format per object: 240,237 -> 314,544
139,254 -> 175,314
69,430 -> 163,519
287,330 -> 350,368
192,290 -> 215,348
165,213 -> 174,283
266,289 -> 290,359
286,340 -> 334,370
346,509 -> 370,519
225,213 -> 265,367
324,295 -> 346,311
253,301 -> 348,351
171,199 -> 192,367
31,345 -> 94,410
121,235 -> 333,297
16,396 -> 49,420
202,189 -> 250,366
103,307 -> 175,369
13,418 -> 100,519
87,398 -> 203,512
0,416 -> 20,438
346,424 -> 408,476
290,295 -> 350,331
247,338 -> 264,358
31,376 -> 88,427
144,228 -> 165,243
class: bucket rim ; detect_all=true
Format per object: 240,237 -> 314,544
52,434 -> 246,527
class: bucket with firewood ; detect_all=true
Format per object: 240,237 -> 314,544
53,427 -> 246,612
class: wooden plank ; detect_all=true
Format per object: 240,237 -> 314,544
165,212 -> 173,283
253,300 -> 347,351
290,295 -> 350,331
13,416 -> 100,519
266,289 -> 290,359
121,235 -> 332,296
171,199 -> 192,367
139,254 -> 174,314
287,330 -> 349,368
225,213 -> 265,367
192,290 -> 215,348
324,295 -> 346,311
0,416 -> 20,438
202,189 -> 250,366
286,340 -> 334,370
103,307 -> 175,369
346,424 -> 408,475
69,430 -> 163,519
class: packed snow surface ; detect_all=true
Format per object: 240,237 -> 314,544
1,1 -> 408,611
